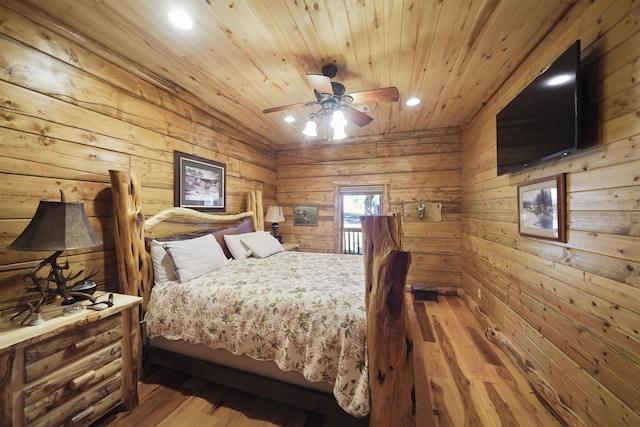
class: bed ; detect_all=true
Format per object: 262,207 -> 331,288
109,170 -> 415,426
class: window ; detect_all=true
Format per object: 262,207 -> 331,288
339,185 -> 384,254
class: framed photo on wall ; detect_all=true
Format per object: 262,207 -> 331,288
293,205 -> 318,226
518,174 -> 566,242
174,151 -> 226,211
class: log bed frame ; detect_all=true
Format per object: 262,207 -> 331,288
109,170 -> 415,426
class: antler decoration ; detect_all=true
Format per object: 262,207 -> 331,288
23,254 -> 99,304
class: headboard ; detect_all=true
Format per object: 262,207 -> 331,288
108,170 -> 264,312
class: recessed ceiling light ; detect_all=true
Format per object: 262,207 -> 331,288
406,98 -> 421,106
284,116 -> 295,123
168,9 -> 193,30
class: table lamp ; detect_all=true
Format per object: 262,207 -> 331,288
264,206 -> 285,241
8,190 -> 102,304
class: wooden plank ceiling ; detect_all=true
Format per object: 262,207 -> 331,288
17,0 -> 576,149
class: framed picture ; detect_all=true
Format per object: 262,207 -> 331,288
174,151 -> 226,211
293,205 -> 318,226
518,174 -> 566,242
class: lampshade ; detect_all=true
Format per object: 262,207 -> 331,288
264,206 -> 285,223
332,126 -> 347,140
302,120 -> 317,136
330,110 -> 347,129
9,199 -> 102,251
330,110 -> 348,140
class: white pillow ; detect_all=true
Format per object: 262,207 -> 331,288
224,231 -> 265,259
150,240 -> 177,284
241,232 -> 284,258
163,234 -> 228,283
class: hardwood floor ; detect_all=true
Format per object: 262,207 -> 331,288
93,295 -> 564,426
410,296 -> 564,427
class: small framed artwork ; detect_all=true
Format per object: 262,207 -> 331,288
293,205 -> 318,226
174,151 -> 226,211
518,173 -> 566,242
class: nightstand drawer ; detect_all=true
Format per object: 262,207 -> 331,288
24,315 -> 122,382
23,343 -> 122,414
25,373 -> 122,427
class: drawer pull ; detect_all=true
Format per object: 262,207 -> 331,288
70,406 -> 94,424
69,370 -> 96,390
72,336 -> 96,351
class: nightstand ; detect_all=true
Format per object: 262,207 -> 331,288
282,243 -> 300,251
0,293 -> 142,427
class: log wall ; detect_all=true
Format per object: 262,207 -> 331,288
276,129 -> 462,287
0,4 -> 276,310
461,0 -> 640,425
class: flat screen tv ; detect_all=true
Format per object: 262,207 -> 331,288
496,40 -> 581,175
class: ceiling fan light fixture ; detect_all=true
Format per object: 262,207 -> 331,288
406,97 -> 421,106
263,66 -> 398,138
284,115 -> 295,123
168,9 -> 193,30
302,120 -> 317,137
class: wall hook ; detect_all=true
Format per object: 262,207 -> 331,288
415,188 -> 429,220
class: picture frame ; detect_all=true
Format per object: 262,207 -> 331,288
174,151 -> 226,212
518,173 -> 566,242
293,205 -> 318,226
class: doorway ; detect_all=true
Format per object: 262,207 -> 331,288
338,185 -> 384,254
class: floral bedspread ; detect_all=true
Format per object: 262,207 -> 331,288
145,251 -> 369,417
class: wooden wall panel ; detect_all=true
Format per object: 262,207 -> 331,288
277,129 -> 462,287
460,0 -> 640,425
0,4 -> 276,310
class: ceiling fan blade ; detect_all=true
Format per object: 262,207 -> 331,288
347,87 -> 400,104
305,74 -> 333,95
263,101 -> 310,114
344,105 -> 374,127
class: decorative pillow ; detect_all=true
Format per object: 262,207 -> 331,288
150,240 -> 177,284
163,234 -> 228,283
224,231 -> 266,259
241,232 -> 284,258
213,218 -> 254,258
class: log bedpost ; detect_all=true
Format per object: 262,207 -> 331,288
361,214 -> 415,427
109,170 -> 153,312
248,190 -> 264,232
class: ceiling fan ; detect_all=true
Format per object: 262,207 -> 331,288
262,65 -> 400,130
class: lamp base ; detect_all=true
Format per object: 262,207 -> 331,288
270,224 -> 283,243
24,250 -> 98,305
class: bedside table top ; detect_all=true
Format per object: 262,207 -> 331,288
0,293 -> 141,351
